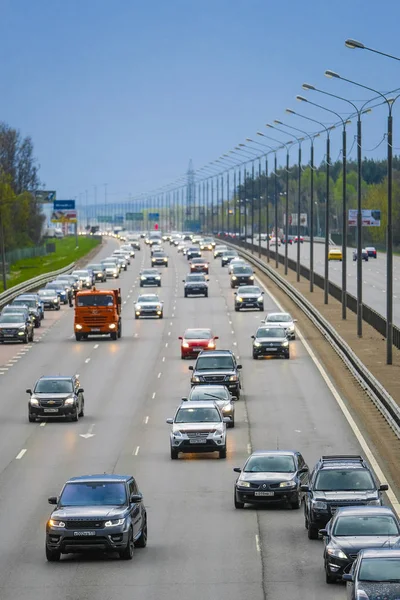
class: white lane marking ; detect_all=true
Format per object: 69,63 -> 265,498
134,446 -> 140,456
231,330 -> 234,334
85,358 -> 91,364
145,416 -> 149,424
152,392 -> 156,399
40,422 -> 46,427
158,372 -> 162,378
127,295 -> 130,299
247,443 -> 252,454
123,300 -> 127,304
233,342 -> 237,346
80,423 -> 95,439
134,333 -> 138,338
172,313 -> 175,317
170,321 -> 173,326
255,534 -> 261,552
16,449 -> 27,460
168,331 -> 171,336
255,275 -> 400,516
165,342 -> 168,348
162,357 -> 165,362
94,344 -> 99,349
5,363 -> 14,367
0,367 -> 9,371
229,321 -> 232,325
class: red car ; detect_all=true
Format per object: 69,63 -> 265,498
293,235 -> 304,243
179,328 -> 218,359
190,258 -> 209,274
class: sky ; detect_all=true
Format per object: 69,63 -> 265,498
1,0 -> 400,208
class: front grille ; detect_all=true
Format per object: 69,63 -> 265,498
65,519 -> 104,529
81,316 -> 108,325
1,329 -> 17,334
186,432 -> 209,439
203,375 -> 226,382
261,342 -> 282,347
39,399 -> 64,407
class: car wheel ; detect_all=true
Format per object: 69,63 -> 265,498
170,448 -> 179,460
118,322 -> 122,338
184,292 -> 188,298
234,493 -> 245,509
292,334 -> 296,340
35,319 -> 40,328
79,400 -> 84,417
159,313 -> 163,319
46,545 -> 61,562
290,492 -> 301,510
235,306 -> 239,312
228,417 -> 235,429
134,519 -> 147,548
56,305 -> 61,310
28,413 -> 36,423
325,568 -> 337,584
307,522 -> 319,540
111,331 -> 117,340
285,353 -> 290,359
75,333 -> 82,341
158,283 -> 161,287
204,291 -> 208,297
181,354 -> 186,360
219,447 -> 227,459
71,408 -> 79,422
119,528 -> 134,560
259,305 -> 264,311
252,352 -> 258,360
23,334 -> 28,344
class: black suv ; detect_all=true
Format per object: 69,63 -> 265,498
230,265 -> 255,288
26,375 -> 85,422
189,350 -> 242,398
302,455 -> 388,539
46,474 -> 147,561
183,274 -> 208,297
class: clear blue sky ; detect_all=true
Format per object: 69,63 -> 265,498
1,0 -> 400,206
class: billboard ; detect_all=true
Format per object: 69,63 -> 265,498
291,213 -> 308,227
51,209 -> 77,223
348,209 -> 381,227
148,212 -> 159,221
35,190 -> 56,203
54,200 -> 75,210
126,212 -> 143,220
97,216 -> 113,223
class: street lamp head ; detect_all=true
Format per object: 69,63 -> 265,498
327,125 -> 336,131
256,131 -> 265,137
345,119 -> 352,125
302,83 -> 316,91
234,146 -> 242,150
362,108 -> 372,115
265,123 -> 274,129
388,97 -> 396,105
245,138 -> 253,142
285,108 -> 296,115
345,38 -> 365,50
274,119 -> 283,125
296,95 -> 308,103
238,143 -> 246,147
325,70 -> 341,79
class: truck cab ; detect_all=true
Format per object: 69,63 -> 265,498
74,288 -> 122,341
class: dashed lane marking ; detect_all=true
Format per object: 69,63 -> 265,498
145,416 -> 149,424
85,358 -> 91,364
40,422 -> 46,427
94,344 -> 99,349
16,449 -> 27,460
247,443 -> 252,454
162,357 -> 165,362
158,372 -> 162,378
134,446 -> 140,456
165,343 -> 168,348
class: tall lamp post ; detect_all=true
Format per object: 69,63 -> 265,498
221,154 -> 245,237
234,146 -> 260,251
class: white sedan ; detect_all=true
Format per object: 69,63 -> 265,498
264,312 -> 297,339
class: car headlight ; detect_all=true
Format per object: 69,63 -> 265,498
54,297 -> 59,303
109,323 -> 116,329
30,398 -> 39,406
104,518 -> 125,527
156,276 -> 161,280
173,430 -> 183,438
136,304 -> 142,310
156,305 -> 162,310
238,479 -> 250,488
48,519 -> 65,528
182,342 -> 190,348
237,297 -> 243,302
287,324 -> 294,331
163,257 -> 167,261
368,499 -> 381,506
141,276 -> 146,280
232,276 -> 237,280
228,375 -> 238,382
64,397 -> 76,405
257,296 -> 263,302
213,429 -> 224,437
75,324 -> 83,330
311,500 -> 328,510
207,341 -> 215,349
222,404 -> 231,412
18,329 -> 25,334
279,480 -> 296,488
192,376 -> 200,383
254,341 -> 261,347
327,547 -> 347,560
282,341 -> 289,347
249,275 -> 254,280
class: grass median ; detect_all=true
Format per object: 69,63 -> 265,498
1,235 -> 101,292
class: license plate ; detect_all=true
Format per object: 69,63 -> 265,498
267,348 -> 277,351
91,328 -> 100,332
44,408 -> 59,413
190,438 -> 207,444
255,491 -> 274,496
193,347 -> 203,351
73,531 -> 96,537
4,333 -> 14,337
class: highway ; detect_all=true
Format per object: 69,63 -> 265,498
253,239 -> 400,327
0,236 -> 392,600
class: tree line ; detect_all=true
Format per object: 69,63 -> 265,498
0,122 -> 44,251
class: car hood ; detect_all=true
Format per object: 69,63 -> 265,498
265,321 -> 293,328
136,302 -> 161,307
334,536 -> 400,553
256,336 -> 286,343
185,281 -> 207,286
32,393 -> 73,399
314,491 -> 378,502
356,582 -> 400,599
0,322 -> 25,329
194,369 -> 235,377
52,505 -> 125,519
172,422 -> 223,433
242,472 -> 295,482
238,292 -> 262,298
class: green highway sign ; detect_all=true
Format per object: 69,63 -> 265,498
97,216 -> 113,223
126,212 -> 143,220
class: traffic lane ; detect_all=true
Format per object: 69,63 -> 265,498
216,262 -> 364,599
0,242 -> 142,478
0,246 -> 178,598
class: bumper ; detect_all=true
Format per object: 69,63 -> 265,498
135,310 -> 162,317
236,301 -> 263,310
236,488 -> 299,504
231,278 -> 254,287
190,267 -> 208,273
191,380 -> 240,394
46,526 -> 129,554
184,287 -> 207,296
171,440 -> 226,454
253,346 -> 289,357
30,405 -> 78,418
0,331 -> 27,341
140,280 -> 161,286
151,261 -> 168,266
181,346 -> 209,357
325,555 -> 353,578
309,511 -> 331,529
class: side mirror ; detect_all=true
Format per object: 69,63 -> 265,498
342,574 -> 353,582
48,496 -> 58,505
293,319 -> 298,322
300,485 -> 309,492
188,366 -> 194,371
234,292 -> 237,295
233,467 -> 242,473
26,388 -> 32,395
223,417 -> 231,423
130,493 -> 142,503
214,336 -> 219,340
181,397 -> 188,402
182,280 -> 185,283
237,364 -> 242,369
166,418 -> 173,424
319,529 -> 328,537
231,396 -> 238,402
380,483 -> 389,491
261,291 -> 265,294
251,335 -> 255,339
78,388 -> 84,394
178,336 -> 183,340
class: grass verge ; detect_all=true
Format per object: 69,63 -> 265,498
1,236 -> 101,292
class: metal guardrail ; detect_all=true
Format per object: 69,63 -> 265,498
222,240 -> 400,440
0,262 -> 76,309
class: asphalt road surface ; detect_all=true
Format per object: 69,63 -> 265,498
0,237 -> 392,600
253,239 -> 400,327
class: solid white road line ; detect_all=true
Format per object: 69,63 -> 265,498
255,275 -> 400,516
16,449 -> 27,460
158,372 -> 162,378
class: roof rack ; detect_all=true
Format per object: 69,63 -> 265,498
321,455 -> 363,462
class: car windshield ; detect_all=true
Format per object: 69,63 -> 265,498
3,307 -> 27,313
45,283 -> 61,289
77,294 -> 114,307
333,515 -> 399,536
195,355 -> 234,370
34,379 -> 73,393
175,407 -> 222,423
188,247 -> 198,252
314,469 -> 375,491
13,300 -> 34,307
184,329 -> 211,340
256,328 -> 285,338
0,314 -> 25,323
232,266 -> 252,274
186,275 -> 205,282
38,290 -> 55,297
223,252 -> 237,257
245,455 -> 296,473
191,258 -> 205,263
142,270 -> 158,275
87,264 -> 103,270
190,387 -> 229,401
103,263 -> 116,268
238,286 -> 261,295
60,482 -> 127,507
73,271 -> 89,276
358,558 -> 400,582
266,314 -> 292,322
54,281 -> 69,287
138,296 -> 158,303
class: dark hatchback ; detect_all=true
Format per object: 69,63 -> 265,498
186,246 -> 202,260
183,274 -> 208,297
46,474 -> 147,561
251,325 -> 290,359
139,269 -> 161,287
221,251 -> 238,267
86,263 -> 107,282
0,312 -> 34,343
234,451 -> 309,509
230,265 -> 255,288
302,455 -> 388,540
26,375 -> 84,422
189,350 -> 242,398
234,286 -> 264,311
343,549 -> 400,599
321,506 -> 400,584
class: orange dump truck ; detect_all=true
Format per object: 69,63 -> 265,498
74,287 -> 122,341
